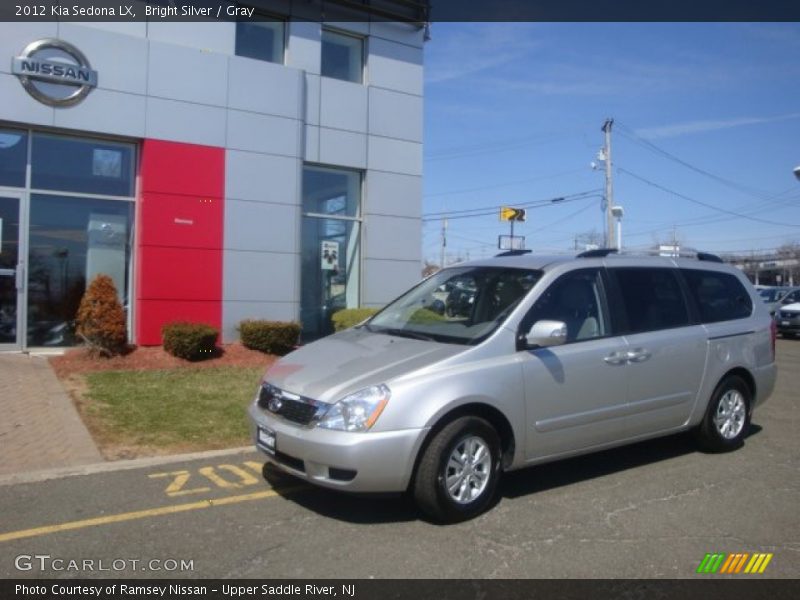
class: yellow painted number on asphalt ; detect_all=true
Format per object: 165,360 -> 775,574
150,461 -> 264,497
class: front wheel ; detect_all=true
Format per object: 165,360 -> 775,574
413,416 -> 501,523
694,375 -> 751,452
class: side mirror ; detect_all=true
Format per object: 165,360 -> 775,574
525,320 -> 567,348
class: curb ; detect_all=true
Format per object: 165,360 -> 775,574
0,446 -> 259,487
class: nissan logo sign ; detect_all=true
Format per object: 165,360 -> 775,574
12,38 -> 98,107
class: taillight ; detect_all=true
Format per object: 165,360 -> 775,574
770,319 -> 777,361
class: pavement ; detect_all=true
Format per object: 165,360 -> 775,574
0,340 -> 797,579
0,353 -> 102,477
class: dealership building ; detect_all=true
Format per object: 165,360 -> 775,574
0,4 -> 425,350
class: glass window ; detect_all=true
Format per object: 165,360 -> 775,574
27,194 -> 133,347
31,133 -> 135,196
523,269 -> 607,343
301,166 -> 362,340
613,268 -> 690,333
368,267 -> 540,346
0,129 -> 28,187
321,29 -> 363,84
235,15 -> 285,64
682,269 -> 753,323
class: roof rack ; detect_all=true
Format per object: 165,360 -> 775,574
576,248 -> 618,258
495,249 -> 532,257
696,252 -> 723,263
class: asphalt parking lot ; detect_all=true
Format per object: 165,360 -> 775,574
0,339 -> 798,579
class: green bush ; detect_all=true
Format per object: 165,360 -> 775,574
332,308 -> 380,331
162,322 -> 218,361
238,320 -> 300,356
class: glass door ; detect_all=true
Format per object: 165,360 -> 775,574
0,193 -> 24,350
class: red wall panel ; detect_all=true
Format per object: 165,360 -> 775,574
139,139 -> 224,198
136,139 -> 224,345
139,192 -> 222,249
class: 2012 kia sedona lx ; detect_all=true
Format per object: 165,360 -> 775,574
249,250 -> 776,522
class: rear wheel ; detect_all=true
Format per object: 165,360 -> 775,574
694,375 -> 751,452
413,416 -> 501,523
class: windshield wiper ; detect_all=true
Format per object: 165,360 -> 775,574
381,328 -> 437,342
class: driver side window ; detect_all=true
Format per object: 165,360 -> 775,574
525,269 -> 607,343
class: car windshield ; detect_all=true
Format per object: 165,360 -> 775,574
364,266 -> 542,345
759,289 -> 784,302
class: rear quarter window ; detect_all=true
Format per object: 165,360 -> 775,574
681,269 -> 753,323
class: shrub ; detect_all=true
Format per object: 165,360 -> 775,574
331,308 -> 380,332
162,322 -> 218,361
76,274 -> 127,357
238,320 -> 300,356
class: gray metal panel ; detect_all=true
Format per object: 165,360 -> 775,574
224,199 -> 299,253
228,57 -> 302,119
54,88 -> 146,138
145,97 -> 226,146
226,110 -> 301,157
223,249 -> 298,303
304,125 -> 320,163
368,87 -> 422,142
58,23 -> 147,95
368,136 -> 422,176
287,21 -> 321,75
304,73 -> 320,125
363,258 -> 422,306
148,41 -> 228,107
66,21 -> 147,37
0,23 -> 59,75
368,37 -> 423,96
319,127 -> 367,169
222,301 -> 299,343
365,171 -> 421,219
327,22 -> 369,36
225,150 -> 300,204
320,77 -> 367,133
369,22 -> 426,48
147,22 -> 235,55
0,72 -> 54,127
364,215 -> 422,261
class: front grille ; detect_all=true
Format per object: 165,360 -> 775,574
258,384 -> 321,425
780,311 -> 797,319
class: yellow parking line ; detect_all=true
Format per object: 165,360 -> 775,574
0,486 -> 305,544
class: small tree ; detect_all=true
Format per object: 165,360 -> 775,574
76,274 -> 127,357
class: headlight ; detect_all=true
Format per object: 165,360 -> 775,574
317,384 -> 391,432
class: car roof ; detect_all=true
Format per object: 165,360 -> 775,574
448,251 -> 734,273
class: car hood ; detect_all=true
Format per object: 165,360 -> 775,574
261,328 -> 465,403
780,302 -> 800,312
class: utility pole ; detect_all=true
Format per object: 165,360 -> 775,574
440,217 -> 447,269
602,118 -> 614,248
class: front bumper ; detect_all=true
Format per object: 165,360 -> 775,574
248,402 -> 427,493
776,314 -> 800,334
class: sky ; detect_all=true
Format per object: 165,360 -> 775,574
421,23 -> 800,265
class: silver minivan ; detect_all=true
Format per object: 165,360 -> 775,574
249,250 -> 777,522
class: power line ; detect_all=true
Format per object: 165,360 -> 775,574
617,168 -> 800,228
425,168 -> 587,199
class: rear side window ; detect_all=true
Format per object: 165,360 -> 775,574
612,268 -> 690,333
682,269 -> 753,323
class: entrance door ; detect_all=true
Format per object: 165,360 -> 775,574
0,194 -> 24,350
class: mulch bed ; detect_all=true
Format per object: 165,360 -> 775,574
50,343 -> 276,378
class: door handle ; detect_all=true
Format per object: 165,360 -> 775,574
626,348 -> 651,363
604,351 -> 628,365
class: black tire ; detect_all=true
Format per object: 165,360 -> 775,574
693,375 -> 751,452
413,416 -> 501,523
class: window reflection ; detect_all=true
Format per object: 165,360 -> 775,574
31,133 -> 135,197
27,195 -> 133,347
0,129 -> 28,188
321,29 -> 364,84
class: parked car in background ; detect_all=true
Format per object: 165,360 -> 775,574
777,301 -> 800,337
759,286 -> 800,316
